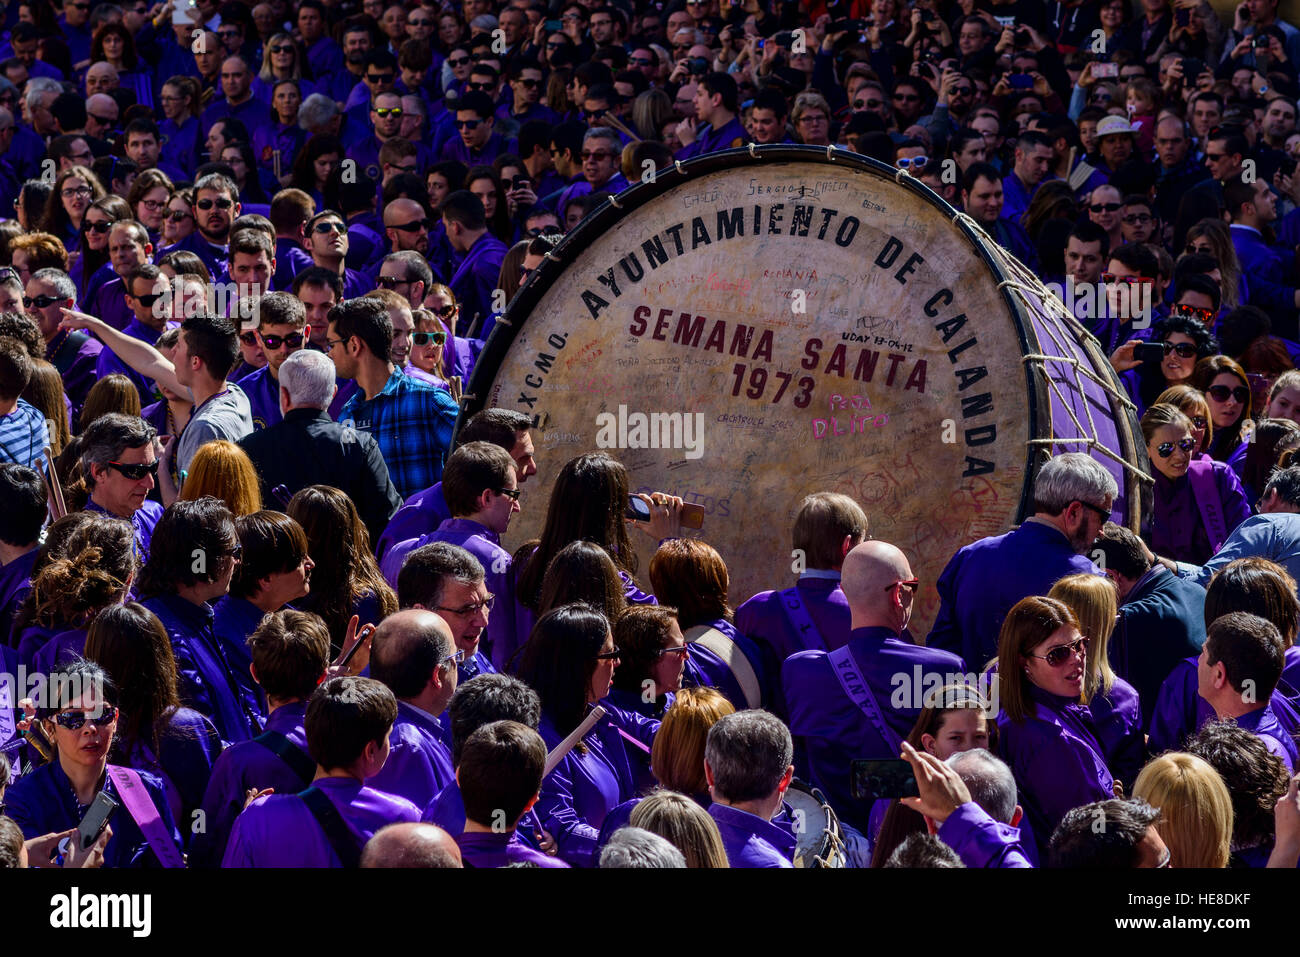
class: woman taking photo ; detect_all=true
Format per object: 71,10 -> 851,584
1113,314 -> 1220,418
1193,355 -> 1253,473
996,595 -> 1114,858
517,602 -> 659,868
5,659 -> 184,867
1141,403 -> 1251,564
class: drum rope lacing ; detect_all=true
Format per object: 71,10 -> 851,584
950,211 -> 1154,489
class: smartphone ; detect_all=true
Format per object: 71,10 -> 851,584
1181,57 -> 1203,85
78,792 -> 119,851
1008,73 -> 1034,90
1094,62 -> 1119,79
544,18 -> 562,30
339,624 -> 375,668
1176,8 -> 1190,27
1282,155 -> 1298,178
756,38 -> 764,49
1253,33 -> 1271,50
850,759 -> 919,801
688,56 -> 709,75
994,15 -> 1015,28
1134,342 -> 1166,363
921,10 -> 936,22
626,494 -> 651,522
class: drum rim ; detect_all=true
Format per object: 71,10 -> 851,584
456,143 -> 1145,531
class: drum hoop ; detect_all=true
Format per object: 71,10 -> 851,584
456,144 -> 1150,531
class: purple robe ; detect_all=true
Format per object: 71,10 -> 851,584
457,830 -> 570,868
1088,676 -> 1146,788
708,802 -> 796,868
937,803 -> 1034,868
423,778 -> 467,836
1149,463 -> 1252,565
364,701 -> 455,810
94,317 -> 165,405
928,520 -> 1102,670
448,231 -> 508,336
997,683 -> 1114,857
375,481 -> 450,563
89,277 -> 136,332
31,626 -> 88,675
85,496 -> 164,565
782,625 -> 964,833
222,775 -> 421,867
46,328 -> 104,422
236,365 -> 283,430
681,617 -> 769,711
1235,704 -> 1299,771
735,574 -> 853,663
0,548 -> 36,646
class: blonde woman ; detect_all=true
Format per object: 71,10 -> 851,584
630,790 -> 729,868
1132,752 -> 1233,868
1049,574 -> 1145,789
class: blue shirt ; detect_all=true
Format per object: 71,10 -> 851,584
0,398 -> 49,468
339,367 -> 458,499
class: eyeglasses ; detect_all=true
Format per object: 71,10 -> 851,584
1207,384 -> 1250,404
367,72 -> 395,83
1155,437 -> 1198,458
655,644 -> 689,658
432,303 -> 457,319
1170,303 -> 1214,324
132,292 -> 163,307
1185,243 -> 1213,255
1204,152 -> 1225,162
897,156 -> 928,170
271,44 -> 294,54
1028,636 -> 1089,667
951,86 -> 973,96
166,210 -> 193,222
140,199 -> 168,211
435,594 -> 496,616
106,460 -> 160,480
1089,202 -> 1122,213
583,107 -> 607,121
581,150 -> 615,160
1122,213 -> 1152,224
1162,341 -> 1198,359
197,197 -> 234,210
23,294 -> 65,309
455,119 -> 481,130
1189,415 -> 1208,430
798,113 -> 828,124
88,113 -> 117,126
1078,500 -> 1111,522
593,646 -> 622,661
62,186 -> 93,198
630,56 -> 654,66
855,99 -> 883,109
409,18 -> 434,27
413,330 -> 446,346
260,332 -> 304,350
86,220 -> 115,234
883,578 -> 920,594
326,337 -> 348,349
374,107 -> 403,118
893,93 -> 920,102
313,221 -> 346,234
448,56 -> 471,66
515,77 -> 541,89
494,487 -> 521,500
443,649 -> 466,665
218,29 -> 241,39
53,706 -> 118,731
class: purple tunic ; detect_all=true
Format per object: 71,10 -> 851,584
1088,676 -> 1146,788
423,778 -> 467,836
708,802 -> 796,868
375,481 -> 450,563
85,496 -> 164,565
235,365 -> 282,431
46,328 -> 104,421
31,626 -> 88,675
448,231 -> 508,335
1147,656 -> 1210,756
95,317 -> 165,405
1235,704 -> 1299,771
222,775 -> 422,867
89,277 -> 136,332
364,701 -> 455,810
457,830 -> 570,868
1149,463 -> 1253,565
0,549 -> 36,646
937,802 -> 1034,868
997,684 -> 1114,857
735,574 -> 853,663
928,520 -> 1102,670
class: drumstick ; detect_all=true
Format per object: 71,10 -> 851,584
44,447 -> 66,521
602,114 -> 641,143
544,705 -> 606,777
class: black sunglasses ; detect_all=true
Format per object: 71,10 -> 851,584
1207,384 -> 1250,404
494,487 -> 521,500
455,119 -> 481,129
239,331 -> 259,345
413,331 -> 446,346
593,646 -> 622,661
1155,437 -> 1197,458
53,706 -> 118,731
260,332 -> 304,350
432,303 -> 457,319
313,221 -> 346,234
387,220 -> 429,233
23,294 -> 65,309
367,72 -> 395,83
106,460 -> 159,480
1162,341 -> 1198,358
196,197 -> 234,210
86,219 -> 116,233
133,292 -> 163,307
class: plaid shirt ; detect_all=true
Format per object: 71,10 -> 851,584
0,399 -> 49,468
339,368 -> 457,498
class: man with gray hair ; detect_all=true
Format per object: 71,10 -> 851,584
27,267 -> 102,418
22,77 -> 59,137
599,827 -> 687,868
928,451 -> 1116,667
297,93 -> 343,138
361,821 -> 462,868
365,609 -> 458,809
238,348 -> 401,541
79,413 -> 165,561
704,709 -> 798,868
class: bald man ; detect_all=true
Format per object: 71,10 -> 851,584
781,541 -> 966,834
84,62 -> 119,97
364,610 -> 459,808
384,198 -> 430,255
361,821 -> 463,867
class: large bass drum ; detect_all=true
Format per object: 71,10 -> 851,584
461,146 -> 1149,635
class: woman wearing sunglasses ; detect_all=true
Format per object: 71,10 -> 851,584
516,603 -> 660,868
1114,314 -> 1220,417
4,659 -> 184,868
1142,403 -> 1252,564
996,595 -> 1114,859
161,190 -> 198,247
1155,384 -> 1214,458
71,195 -> 130,303
41,165 -> 105,254
405,305 -> 452,389
1193,355 -> 1254,474
252,33 -> 315,105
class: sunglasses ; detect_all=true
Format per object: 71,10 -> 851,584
516,78 -> 541,88
465,81 -> 492,91
1207,384 -> 1250,404
655,644 -> 690,658
313,221 -> 346,234
1162,341 -> 1198,358
23,294 -> 65,309
166,210 -> 193,222
583,108 -> 607,120
1028,636 -> 1089,667
1090,202 -> 1122,213
413,330 -> 447,346
448,56 -> 471,66
593,646 -> 622,661
494,487 -> 521,500
107,460 -> 160,480
630,56 -> 654,66
239,331 -> 259,345
63,186 -> 93,198
260,332 -> 304,350
1100,273 -> 1152,286
1185,243 -> 1213,255
1189,415 -> 1208,430
855,99 -> 883,109
455,119 -> 481,130
387,219 -> 430,233
197,198 -> 234,210
1170,303 -> 1214,323
133,292 -> 164,307
1122,213 -> 1152,224
374,107 -> 403,118
897,156 -> 928,170
271,44 -> 294,54
86,220 -> 115,234
883,578 -> 920,594
53,706 -> 118,731
432,303 -> 457,319
1155,437 -> 1197,457
367,73 -> 396,83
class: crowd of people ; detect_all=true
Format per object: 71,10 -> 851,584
1,0 -> 1300,871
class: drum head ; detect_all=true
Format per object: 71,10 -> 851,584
464,146 -> 1143,635
783,782 -> 835,867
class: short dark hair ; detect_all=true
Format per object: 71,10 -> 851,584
458,720 -> 546,828
438,189 -> 487,231
517,120 -> 552,159
247,609 -> 332,701
1204,611 -> 1285,699
961,160 -> 1001,194
455,90 -> 495,120
460,407 -> 532,449
123,118 -> 160,143
549,121 -> 587,161
1016,129 -> 1054,152
1108,241 -> 1158,279
1090,522 -> 1151,579
447,673 -> 542,765
292,266 -> 344,300
231,511 -> 309,600
0,336 -> 31,400
699,71 -> 738,113
137,497 -> 238,596
752,88 -> 788,118
1173,273 -> 1222,311
79,413 -> 157,490
441,441 -> 516,516
181,313 -> 240,380
385,251 -> 433,288
327,296 -> 393,362
1264,464 -> 1300,507
228,228 -> 274,263
1049,798 -> 1161,867
397,542 -> 484,610
305,676 -> 398,771
1068,220 -> 1110,258
0,464 -> 47,547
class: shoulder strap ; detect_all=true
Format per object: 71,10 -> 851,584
825,645 -> 903,754
777,586 -> 824,652
298,786 -> 362,869
255,730 -> 315,788
1186,459 -> 1229,552
104,764 -> 185,868
684,625 -> 762,710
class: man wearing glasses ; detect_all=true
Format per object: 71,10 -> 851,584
396,542 -> 498,685
783,540 -> 965,835
928,453 -> 1117,671
440,91 -> 508,166
26,268 -> 103,420
366,610 -> 459,808
233,292 -> 307,430
159,173 -> 243,278
383,202 -> 432,258
58,0 -> 94,66
382,443 -> 520,671
302,210 -> 372,300
78,413 -> 165,563
499,59 -> 557,127
349,92 -> 431,186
